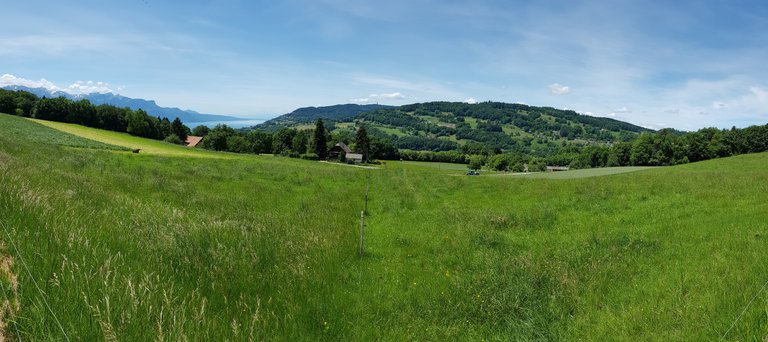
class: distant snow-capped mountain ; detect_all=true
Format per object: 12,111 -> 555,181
1,84 -> 243,124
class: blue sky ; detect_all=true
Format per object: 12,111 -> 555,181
1,0 -> 767,130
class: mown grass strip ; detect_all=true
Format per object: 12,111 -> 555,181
30,118 -> 238,158
0,113 -> 128,151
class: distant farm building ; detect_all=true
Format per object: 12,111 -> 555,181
546,166 -> 570,172
328,142 -> 364,163
328,142 -> 352,159
185,135 -> 203,148
345,153 -> 364,163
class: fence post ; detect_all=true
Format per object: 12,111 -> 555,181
359,210 -> 365,256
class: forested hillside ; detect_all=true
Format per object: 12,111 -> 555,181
245,101 -> 767,171
257,104 -> 392,131
257,101 -> 650,151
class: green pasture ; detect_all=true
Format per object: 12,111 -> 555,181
503,166 -> 656,179
0,113 -> 766,340
31,118 -> 236,158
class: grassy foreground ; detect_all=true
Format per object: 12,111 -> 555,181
0,113 -> 766,340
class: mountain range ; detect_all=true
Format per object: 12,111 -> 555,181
0,85 -> 243,123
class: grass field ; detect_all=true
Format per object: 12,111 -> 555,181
513,166 -> 656,179
31,118 -> 236,158
0,114 -> 129,151
0,113 -> 766,340
394,161 -> 655,180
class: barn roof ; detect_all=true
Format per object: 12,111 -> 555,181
333,142 -> 353,153
185,135 -> 203,147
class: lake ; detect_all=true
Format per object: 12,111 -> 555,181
185,119 -> 267,129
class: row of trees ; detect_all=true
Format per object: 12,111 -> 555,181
242,119 -> 768,169
0,89 -> 189,143
195,119 -> 388,162
476,125 -> 768,171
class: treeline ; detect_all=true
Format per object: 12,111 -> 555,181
196,122 -> 471,163
194,123 -> 400,160
478,125 -> 768,171
0,89 -> 190,143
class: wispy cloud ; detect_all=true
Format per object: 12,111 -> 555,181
0,74 -> 60,92
1,74 -> 116,94
66,80 -> 116,94
548,83 -> 571,95
352,92 -> 409,103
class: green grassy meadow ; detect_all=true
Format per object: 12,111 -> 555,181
32,118 -> 237,158
0,113 -> 766,340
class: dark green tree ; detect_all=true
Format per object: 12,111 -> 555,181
96,105 -> 128,132
158,117 -> 173,139
202,124 -> 235,151
355,126 -> 370,161
291,130 -> 310,154
171,117 -> 188,141
246,130 -> 272,154
630,132 -> 655,166
313,119 -> 328,159
163,134 -> 184,145
468,155 -> 485,170
192,125 -> 210,137
272,128 -> 297,155
227,135 -> 253,153
126,109 -> 151,138
0,94 -> 15,114
369,136 -> 399,160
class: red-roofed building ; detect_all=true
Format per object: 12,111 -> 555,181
185,135 -> 203,148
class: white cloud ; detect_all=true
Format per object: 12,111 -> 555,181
0,74 -> 115,95
0,74 -> 60,92
372,92 -> 405,99
66,80 -> 115,94
351,92 -> 408,103
464,97 -> 477,104
746,86 -> 768,104
613,106 -> 631,113
548,83 -> 571,95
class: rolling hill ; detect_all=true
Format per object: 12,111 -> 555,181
254,101 -> 654,154
256,103 -> 393,130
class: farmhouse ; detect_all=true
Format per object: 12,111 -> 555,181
328,142 -> 364,163
328,142 -> 352,159
185,135 -> 203,148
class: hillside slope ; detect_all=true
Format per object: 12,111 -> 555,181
256,101 -> 653,154
256,103 -> 392,131
0,116 -> 765,340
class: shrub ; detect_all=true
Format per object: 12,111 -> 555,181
163,134 -> 184,145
